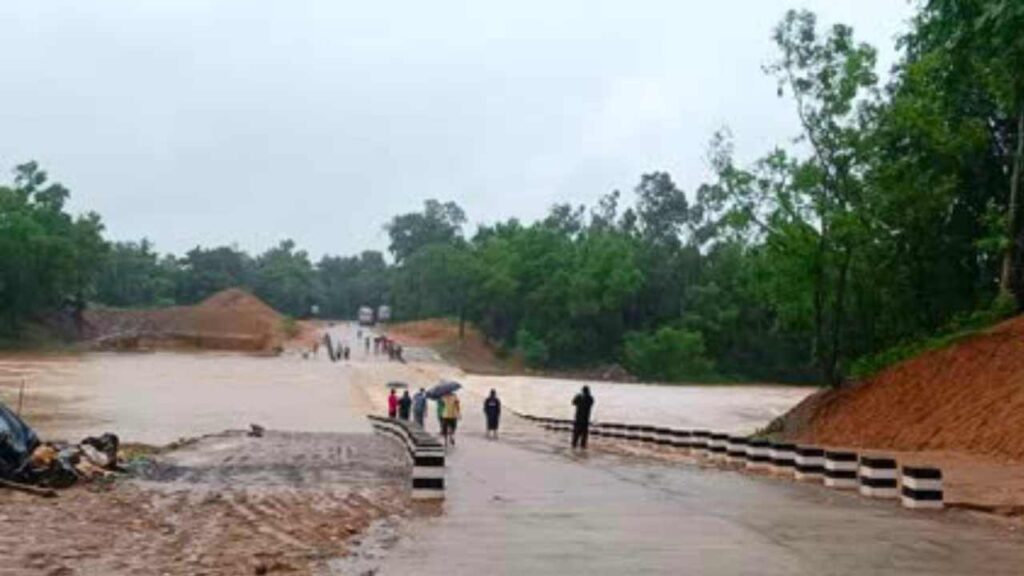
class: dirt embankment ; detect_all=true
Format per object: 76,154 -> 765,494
83,289 -> 300,353
775,315 -> 1024,460
771,314 -> 1024,513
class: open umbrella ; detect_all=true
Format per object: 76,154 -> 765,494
426,380 -> 461,399
386,381 -> 409,390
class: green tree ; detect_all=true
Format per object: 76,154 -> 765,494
95,239 -> 177,307
385,199 -> 466,264
763,10 -> 879,386
0,162 -> 107,334
175,245 -> 254,304
252,239 -> 319,317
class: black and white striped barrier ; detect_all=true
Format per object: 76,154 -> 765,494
770,443 -> 796,476
690,430 -> 711,457
726,436 -> 748,464
793,446 -> 825,482
367,416 -> 445,500
824,451 -> 859,489
901,466 -> 943,510
708,433 -> 730,461
745,439 -> 772,470
859,456 -> 899,499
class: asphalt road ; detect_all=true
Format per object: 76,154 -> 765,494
362,398 -> 1024,576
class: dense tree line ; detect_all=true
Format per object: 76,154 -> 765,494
2,2 -> 1021,385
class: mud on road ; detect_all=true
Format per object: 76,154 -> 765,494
0,431 -> 410,576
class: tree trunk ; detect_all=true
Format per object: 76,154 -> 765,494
813,236 -> 827,386
1000,105 -> 1024,307
826,247 -> 853,387
458,303 -> 466,342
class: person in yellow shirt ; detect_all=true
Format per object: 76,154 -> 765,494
441,393 -> 461,446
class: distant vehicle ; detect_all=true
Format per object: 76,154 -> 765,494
377,305 -> 392,323
357,306 -> 374,326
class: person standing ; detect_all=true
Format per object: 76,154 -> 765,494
441,394 -> 461,447
398,390 -> 412,421
387,389 -> 398,419
412,388 -> 427,428
571,386 -> 594,449
483,389 -> 501,439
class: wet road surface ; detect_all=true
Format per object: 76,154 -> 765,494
368,400 -> 1024,576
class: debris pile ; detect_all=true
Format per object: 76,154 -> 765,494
0,402 -> 120,494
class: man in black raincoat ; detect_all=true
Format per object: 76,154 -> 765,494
483,389 -> 501,439
571,386 -> 594,449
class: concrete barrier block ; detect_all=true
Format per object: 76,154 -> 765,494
726,436 -> 748,464
901,466 -> 943,510
859,456 -> 899,499
690,430 -> 711,456
745,439 -> 772,470
824,451 -> 858,489
769,443 -> 796,476
708,433 -> 730,461
793,446 -> 825,482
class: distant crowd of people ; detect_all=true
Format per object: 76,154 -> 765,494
386,384 -> 595,450
306,327 -> 404,363
316,332 -> 350,362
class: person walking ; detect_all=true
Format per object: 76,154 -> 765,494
571,386 -> 595,449
412,388 -> 427,428
387,389 -> 398,419
441,393 -> 461,447
483,389 -> 501,439
398,390 -> 412,421
435,396 -> 445,432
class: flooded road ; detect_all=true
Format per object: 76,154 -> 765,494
0,350 -> 372,445
462,374 -> 813,433
4,326 -> 1024,574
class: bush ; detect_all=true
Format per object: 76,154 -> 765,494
515,328 -> 550,367
622,327 -> 716,382
849,296 -> 1017,379
280,316 -> 300,339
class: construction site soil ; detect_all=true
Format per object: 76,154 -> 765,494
775,314 -> 1024,513
0,431 -> 409,576
82,289 -> 312,353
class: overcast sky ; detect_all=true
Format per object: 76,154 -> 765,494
0,1 -> 914,259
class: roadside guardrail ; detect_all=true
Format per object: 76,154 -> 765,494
367,415 -> 445,500
511,409 -> 944,512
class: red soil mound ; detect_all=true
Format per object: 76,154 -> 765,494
386,319 -> 523,374
779,314 -> 1024,461
84,289 -> 287,352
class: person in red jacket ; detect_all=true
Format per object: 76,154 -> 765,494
387,389 -> 398,418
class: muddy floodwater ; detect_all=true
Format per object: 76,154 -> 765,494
0,339 -> 812,445
0,351 -> 373,445
464,375 -> 814,433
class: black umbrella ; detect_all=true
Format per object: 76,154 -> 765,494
426,380 -> 462,399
